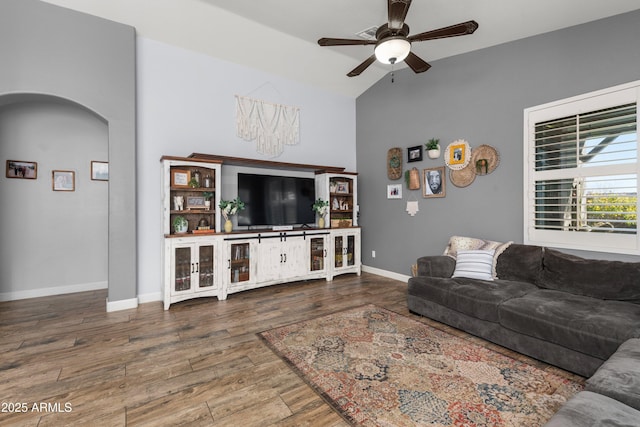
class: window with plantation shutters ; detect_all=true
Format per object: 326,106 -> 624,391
524,82 -> 639,254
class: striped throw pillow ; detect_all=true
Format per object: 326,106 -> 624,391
452,249 -> 495,281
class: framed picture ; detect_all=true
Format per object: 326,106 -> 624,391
6,160 -> 37,179
407,145 -> 423,163
171,169 -> 191,188
91,161 -> 109,181
423,166 -> 446,198
186,196 -> 205,209
387,184 -> 402,199
444,139 -> 471,169
335,181 -> 350,194
52,170 -> 75,191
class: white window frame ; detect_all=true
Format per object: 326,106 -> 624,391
524,80 -> 640,255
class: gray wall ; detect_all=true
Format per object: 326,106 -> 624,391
0,99 -> 108,296
0,0 -> 136,305
357,10 -> 640,276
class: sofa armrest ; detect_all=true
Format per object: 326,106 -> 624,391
416,256 -> 456,278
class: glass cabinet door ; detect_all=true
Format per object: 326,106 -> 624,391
334,233 -> 356,269
174,246 -> 192,292
345,235 -> 355,267
198,244 -> 215,289
334,235 -> 343,268
230,242 -> 250,283
310,237 -> 325,272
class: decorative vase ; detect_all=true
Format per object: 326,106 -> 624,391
318,217 -> 325,229
428,146 -> 441,159
224,219 -> 233,233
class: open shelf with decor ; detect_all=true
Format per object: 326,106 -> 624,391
162,156 -> 222,236
315,172 -> 358,228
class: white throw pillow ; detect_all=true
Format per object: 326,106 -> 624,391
452,249 -> 495,281
443,236 -> 512,279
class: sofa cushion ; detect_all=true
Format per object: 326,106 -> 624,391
586,338 -> 640,412
443,235 -> 512,278
499,289 -> 640,360
452,249 -> 495,281
539,248 -> 640,303
408,276 -> 538,322
543,391 -> 640,427
416,255 -> 456,278
495,243 -> 544,283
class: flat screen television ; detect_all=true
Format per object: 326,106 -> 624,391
237,173 -> 316,227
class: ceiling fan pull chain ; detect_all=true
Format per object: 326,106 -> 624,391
390,58 -> 395,83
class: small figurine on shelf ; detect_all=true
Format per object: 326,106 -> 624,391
173,196 -> 184,211
312,198 -> 329,228
219,197 -> 245,233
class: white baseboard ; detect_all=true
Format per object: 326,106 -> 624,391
362,265 -> 411,283
137,291 -> 162,304
0,281 -> 108,302
106,297 -> 138,312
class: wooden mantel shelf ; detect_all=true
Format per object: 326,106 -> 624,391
189,153 -> 347,174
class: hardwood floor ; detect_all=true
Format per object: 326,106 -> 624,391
0,273 -> 582,426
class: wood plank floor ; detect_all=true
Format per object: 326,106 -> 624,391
0,273 -> 582,426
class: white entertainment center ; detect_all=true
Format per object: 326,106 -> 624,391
161,155 -> 361,310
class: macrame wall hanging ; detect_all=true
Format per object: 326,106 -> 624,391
235,94 -> 300,157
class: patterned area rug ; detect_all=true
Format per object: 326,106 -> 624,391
258,305 -> 584,426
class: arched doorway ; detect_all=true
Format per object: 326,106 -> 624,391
0,94 -> 109,300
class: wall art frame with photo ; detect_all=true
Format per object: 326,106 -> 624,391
387,184 -> 402,199
6,160 -> 37,179
423,166 -> 446,198
444,139 -> 471,170
52,170 -> 75,191
91,161 -> 109,181
407,145 -> 423,163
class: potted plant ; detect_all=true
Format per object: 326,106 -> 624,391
219,197 -> 245,233
425,138 -> 441,159
172,215 -> 188,234
203,192 -> 214,210
312,198 -> 329,228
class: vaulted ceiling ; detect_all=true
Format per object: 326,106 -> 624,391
43,0 -> 640,97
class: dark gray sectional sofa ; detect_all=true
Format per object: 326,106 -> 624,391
408,243 -> 640,425
408,243 -> 640,377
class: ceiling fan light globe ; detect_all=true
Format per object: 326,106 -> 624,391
374,38 -> 411,64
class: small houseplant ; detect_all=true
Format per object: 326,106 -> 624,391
203,192 -> 214,210
172,215 -> 188,234
425,138 -> 441,159
219,197 -> 245,232
312,198 -> 329,228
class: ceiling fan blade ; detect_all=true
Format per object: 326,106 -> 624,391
347,55 -> 377,77
404,52 -> 431,73
408,20 -> 479,42
318,37 -> 376,47
388,0 -> 412,30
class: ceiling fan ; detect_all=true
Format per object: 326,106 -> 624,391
317,0 -> 478,77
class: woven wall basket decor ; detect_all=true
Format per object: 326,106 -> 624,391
471,144 -> 500,175
387,147 -> 403,180
450,162 -> 476,187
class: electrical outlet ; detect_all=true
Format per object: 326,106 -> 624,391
372,250 -> 376,258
